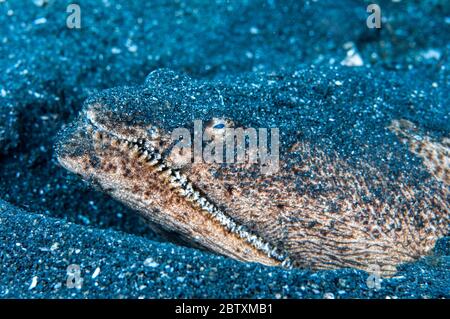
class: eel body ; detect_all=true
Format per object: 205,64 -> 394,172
56,69 -> 449,275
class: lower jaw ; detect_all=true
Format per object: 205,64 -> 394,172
86,124 -> 293,268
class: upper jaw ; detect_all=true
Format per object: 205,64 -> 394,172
55,102 -> 167,176
82,101 -> 161,148
54,115 -> 95,177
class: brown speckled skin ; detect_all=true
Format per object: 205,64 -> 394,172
56,70 -> 449,276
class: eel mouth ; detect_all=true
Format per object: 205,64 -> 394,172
56,106 -> 292,268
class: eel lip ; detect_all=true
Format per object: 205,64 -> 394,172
54,117 -> 95,175
82,101 -> 158,148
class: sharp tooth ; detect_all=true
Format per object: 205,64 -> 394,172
185,193 -> 195,201
192,191 -> 200,201
156,164 -> 166,171
162,167 -> 172,177
185,182 -> 194,193
147,158 -> 159,166
205,205 -> 214,213
227,219 -> 236,229
139,150 -> 149,161
169,176 -> 179,184
145,142 -> 154,150
179,175 -> 187,186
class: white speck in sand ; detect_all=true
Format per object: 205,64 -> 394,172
33,0 -> 48,7
323,292 -> 335,299
176,276 -> 185,283
92,267 -> 101,279
111,47 -> 122,55
144,257 -> 159,268
126,39 -> 138,53
341,48 -> 364,67
421,49 -> 441,60
250,27 -> 259,34
34,17 -> 47,25
127,44 -> 138,53
29,276 -> 38,290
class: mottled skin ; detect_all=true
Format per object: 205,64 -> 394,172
56,69 -> 449,276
